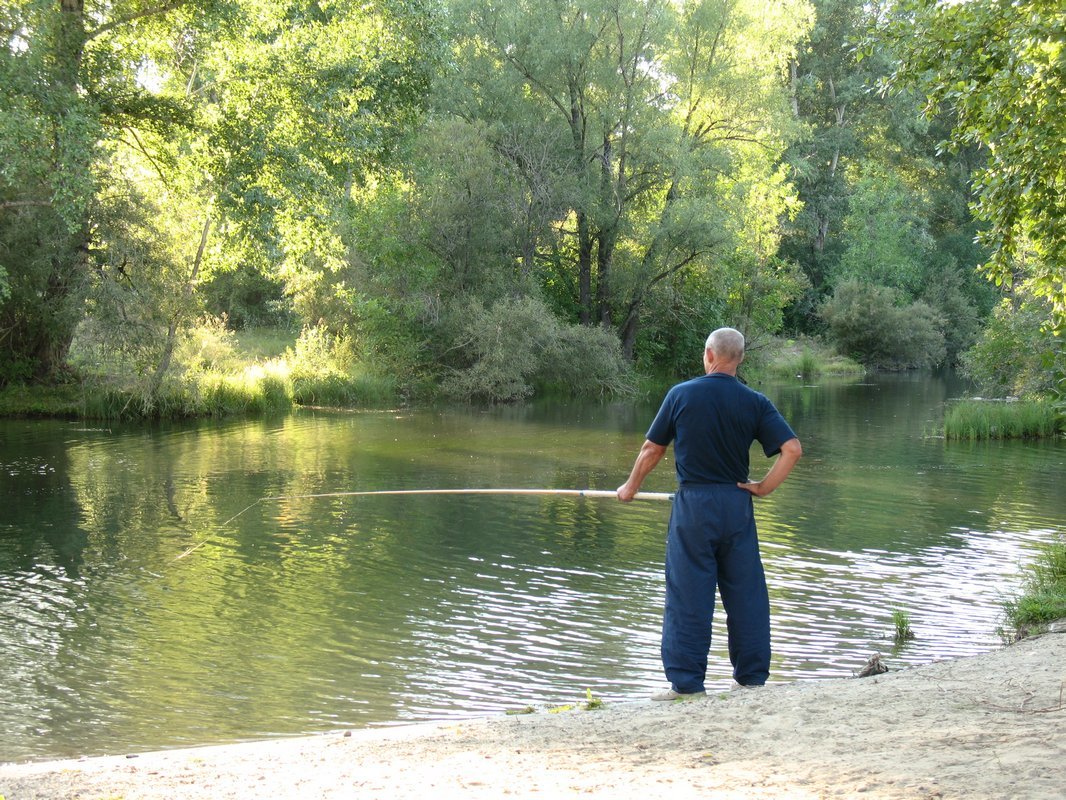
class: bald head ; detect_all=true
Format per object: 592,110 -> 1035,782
705,327 -> 745,365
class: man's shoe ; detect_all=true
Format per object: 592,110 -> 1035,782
651,688 -> 706,701
731,681 -> 763,690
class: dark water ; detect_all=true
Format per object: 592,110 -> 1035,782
1,373 -> 1064,761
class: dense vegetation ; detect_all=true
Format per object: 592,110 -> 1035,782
1002,533 -> 1066,641
1,0 -> 1063,413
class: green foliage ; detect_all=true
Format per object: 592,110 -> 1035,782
582,688 -> 605,710
287,326 -> 397,408
439,295 -> 632,402
0,383 -> 84,418
1,0 -> 441,388
961,297 -> 1058,398
891,609 -> 915,643
819,280 -> 945,369
881,0 -> 1066,338
200,265 -> 294,330
943,399 -> 1061,442
535,322 -> 635,399
834,170 -> 934,296
444,0 -> 814,357
233,327 -> 299,363
920,263 -> 983,366
1002,534 -> 1066,641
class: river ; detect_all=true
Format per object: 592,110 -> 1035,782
1,372 -> 1063,761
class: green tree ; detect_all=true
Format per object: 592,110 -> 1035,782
881,0 -> 1066,338
780,0 -> 989,352
1,0 -> 440,393
444,0 -> 813,362
781,0 -> 887,304
0,0 -> 202,383
834,169 -> 933,295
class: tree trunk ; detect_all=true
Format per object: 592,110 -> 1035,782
148,215 -> 211,399
595,133 -> 616,327
619,309 -> 639,362
577,211 -> 593,325
814,78 -> 846,254
596,229 -> 615,327
37,0 -> 92,378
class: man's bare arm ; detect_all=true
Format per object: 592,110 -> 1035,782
737,437 -> 802,498
617,440 -> 668,502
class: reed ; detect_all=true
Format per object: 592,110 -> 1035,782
765,338 -> 865,380
1002,534 -> 1066,641
291,368 -> 397,408
891,609 -> 916,642
944,398 -> 1062,440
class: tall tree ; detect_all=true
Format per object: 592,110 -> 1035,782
881,0 -> 1066,338
0,0 -> 439,388
444,0 -> 813,359
0,0 -> 202,382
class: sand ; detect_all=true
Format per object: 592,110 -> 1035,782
3,626 -> 1064,800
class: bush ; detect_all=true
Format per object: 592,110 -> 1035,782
819,280 -> 946,369
287,325 -> 396,408
961,297 -> 1057,398
175,316 -> 241,372
439,295 -> 633,402
1002,534 -> 1066,640
536,323 -> 634,398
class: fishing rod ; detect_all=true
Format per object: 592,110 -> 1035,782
173,488 -> 673,561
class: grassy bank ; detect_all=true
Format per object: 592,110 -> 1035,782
0,331 -> 877,421
944,398 -> 1063,440
0,366 -> 399,420
1002,534 -> 1066,641
0,326 -> 400,420
763,337 -> 866,381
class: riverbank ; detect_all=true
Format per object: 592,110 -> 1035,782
3,627 -> 1063,800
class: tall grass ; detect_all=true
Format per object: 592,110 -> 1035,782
1002,534 -> 1066,641
891,609 -> 916,642
291,369 -> 397,408
944,398 -> 1062,440
765,337 -> 865,381
36,324 -> 401,420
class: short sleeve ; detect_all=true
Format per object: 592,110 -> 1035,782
756,397 -> 796,458
645,388 -> 677,446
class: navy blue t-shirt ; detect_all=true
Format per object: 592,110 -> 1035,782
646,373 -> 796,485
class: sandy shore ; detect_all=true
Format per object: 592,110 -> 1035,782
3,628 -> 1064,800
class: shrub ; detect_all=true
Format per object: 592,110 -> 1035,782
439,294 -> 633,402
439,295 -> 555,402
1002,534 -> 1066,640
536,323 -> 634,398
819,280 -> 946,369
960,297 -> 1056,398
287,325 -> 396,408
175,316 -> 241,372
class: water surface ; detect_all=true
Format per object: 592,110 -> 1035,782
1,373 -> 1063,760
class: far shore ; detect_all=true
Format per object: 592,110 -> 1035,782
3,626 -> 1064,799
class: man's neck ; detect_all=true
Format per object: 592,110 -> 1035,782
705,364 -> 738,377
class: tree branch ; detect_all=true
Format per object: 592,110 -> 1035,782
85,0 -> 192,42
0,200 -> 52,210
119,128 -> 171,187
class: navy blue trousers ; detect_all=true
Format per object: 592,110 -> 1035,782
661,484 -> 771,692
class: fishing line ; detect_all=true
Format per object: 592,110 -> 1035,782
172,488 -> 673,562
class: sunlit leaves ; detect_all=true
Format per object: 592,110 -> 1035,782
881,0 -> 1066,336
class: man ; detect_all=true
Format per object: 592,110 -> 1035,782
617,327 -> 801,699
